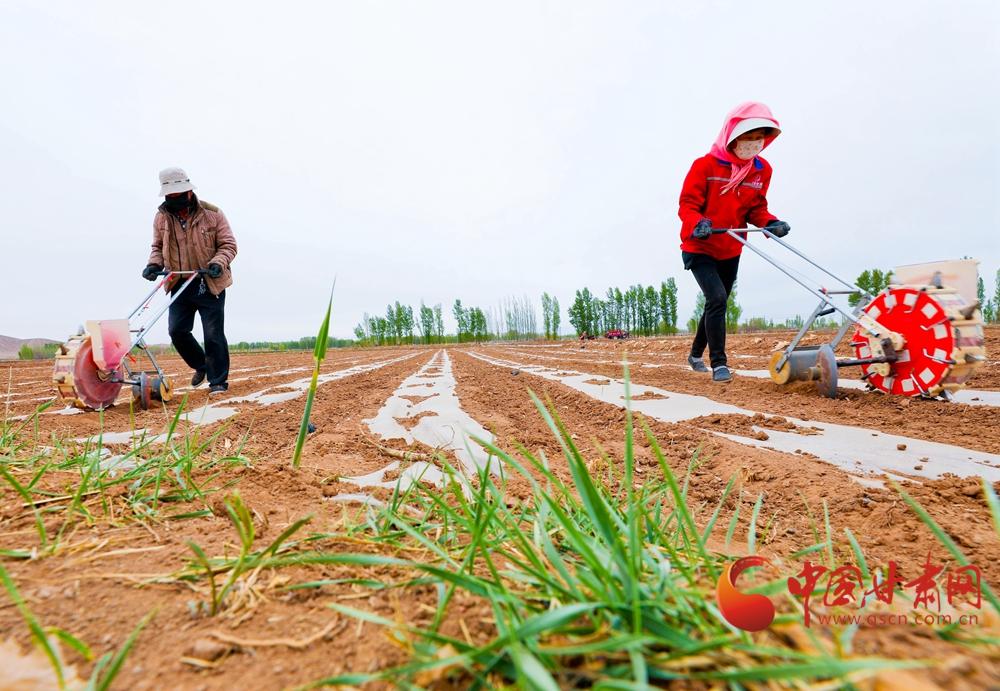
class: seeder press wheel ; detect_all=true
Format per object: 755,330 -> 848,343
131,372 -> 173,410
854,286 -> 985,397
52,335 -> 124,410
766,345 -> 839,398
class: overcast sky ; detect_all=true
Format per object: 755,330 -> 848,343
2,1 -> 997,343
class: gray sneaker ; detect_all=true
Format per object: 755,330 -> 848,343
712,365 -> 733,383
687,356 -> 710,373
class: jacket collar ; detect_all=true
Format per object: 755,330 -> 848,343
714,156 -> 763,170
158,193 -> 203,223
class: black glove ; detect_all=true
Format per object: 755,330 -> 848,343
766,220 -> 791,238
207,263 -> 223,279
692,218 -> 713,240
142,264 -> 163,281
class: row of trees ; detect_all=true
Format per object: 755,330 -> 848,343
498,295 -> 538,341
230,337 -> 354,352
568,281 -> 679,337
540,293 -> 561,340
353,302 -> 446,346
848,269 -> 893,306
685,284 -> 743,334
452,300 -> 490,343
353,295 -> 542,345
17,343 -> 60,360
740,314 -> 840,332
978,270 -> 1000,323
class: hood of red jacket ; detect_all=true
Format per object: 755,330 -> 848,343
709,102 -> 781,164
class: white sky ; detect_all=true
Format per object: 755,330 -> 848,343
2,1 -> 997,343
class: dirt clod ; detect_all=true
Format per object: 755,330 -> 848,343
186,639 -> 232,662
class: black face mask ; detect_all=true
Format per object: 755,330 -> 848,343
163,193 -> 191,213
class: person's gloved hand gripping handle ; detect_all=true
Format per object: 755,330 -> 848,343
765,220 -> 791,238
142,263 -> 163,281
692,218 -> 713,239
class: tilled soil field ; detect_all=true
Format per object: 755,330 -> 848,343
2,329 -> 999,689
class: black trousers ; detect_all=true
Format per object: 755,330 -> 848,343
684,251 -> 740,369
168,281 -> 229,386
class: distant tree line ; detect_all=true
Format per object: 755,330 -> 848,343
353,302 -> 440,346
17,343 -> 61,360
848,269 -> 893,306
231,337 -> 354,352
685,284 -> 742,334
540,293 -> 561,340
353,295 -> 547,346
452,300 -> 489,343
568,281 -> 679,337
978,270 -> 1000,323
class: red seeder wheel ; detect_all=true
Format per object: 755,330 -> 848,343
52,335 -> 125,410
853,286 -> 982,397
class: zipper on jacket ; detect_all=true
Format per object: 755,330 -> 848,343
173,225 -> 183,272
171,209 -> 195,272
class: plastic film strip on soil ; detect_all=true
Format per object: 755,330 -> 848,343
466,349 -> 1000,482
342,350 -> 499,494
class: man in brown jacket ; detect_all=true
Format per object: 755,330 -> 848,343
142,167 -> 238,394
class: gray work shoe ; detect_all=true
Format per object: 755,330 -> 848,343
191,370 -> 206,387
712,365 -> 733,383
687,356 -> 710,373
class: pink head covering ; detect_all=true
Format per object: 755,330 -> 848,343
709,102 -> 781,195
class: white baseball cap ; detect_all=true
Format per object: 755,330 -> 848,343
727,118 -> 780,145
158,167 -> 196,197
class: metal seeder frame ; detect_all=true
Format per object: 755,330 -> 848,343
710,227 -> 900,398
121,270 -> 205,387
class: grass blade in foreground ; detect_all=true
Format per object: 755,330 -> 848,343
292,282 -> 335,469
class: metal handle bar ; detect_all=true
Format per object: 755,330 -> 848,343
709,227 -> 857,291
710,227 -> 767,233
128,271 -> 206,323
719,229 -> 870,330
156,269 -> 208,276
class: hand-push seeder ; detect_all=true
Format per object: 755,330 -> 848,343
711,227 -> 986,399
53,270 -> 207,410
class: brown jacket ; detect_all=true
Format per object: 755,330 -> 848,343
148,197 -> 237,296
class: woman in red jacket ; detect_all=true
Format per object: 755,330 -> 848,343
678,102 -> 790,383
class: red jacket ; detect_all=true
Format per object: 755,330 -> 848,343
678,154 -> 778,260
